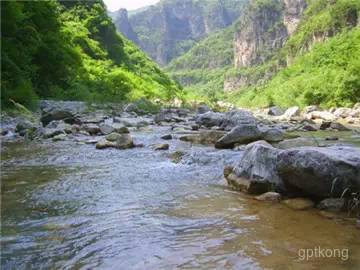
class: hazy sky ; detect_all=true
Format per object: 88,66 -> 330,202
104,0 -> 160,11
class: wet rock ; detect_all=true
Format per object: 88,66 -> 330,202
169,151 -> 185,163
161,134 -> 172,140
83,124 -> 101,136
52,134 -> 67,142
15,119 -> 36,134
255,192 -> 281,202
215,125 -> 262,149
317,198 -> 345,212
180,130 -> 226,145
154,144 -> 169,150
197,104 -> 211,114
111,123 -> 129,134
283,198 -> 314,210
226,141 -> 284,194
99,124 -> 114,135
191,124 -> 199,131
43,128 -> 65,139
96,133 -> 134,150
47,120 -> 72,134
277,146 -> 360,198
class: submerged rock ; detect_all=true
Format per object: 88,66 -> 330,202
154,144 -> 169,150
180,130 -> 226,145
283,198 -> 315,210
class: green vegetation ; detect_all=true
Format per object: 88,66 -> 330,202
168,0 -> 360,109
233,28 -> 360,108
1,0 -> 180,110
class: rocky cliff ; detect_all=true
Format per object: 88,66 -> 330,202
111,0 -> 246,65
109,9 -> 139,44
233,0 -> 306,68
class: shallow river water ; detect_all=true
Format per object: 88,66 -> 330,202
1,126 -> 360,270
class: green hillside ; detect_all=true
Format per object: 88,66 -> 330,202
167,0 -> 360,108
1,0 -> 180,110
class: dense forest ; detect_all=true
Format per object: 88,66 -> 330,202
1,0 -> 180,110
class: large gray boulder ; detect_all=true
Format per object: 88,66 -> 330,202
40,100 -> 86,126
195,110 -> 257,130
225,141 -> 284,194
277,146 -> 360,198
215,124 -> 262,149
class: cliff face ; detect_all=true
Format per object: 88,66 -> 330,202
110,9 -> 139,44
112,0 -> 246,65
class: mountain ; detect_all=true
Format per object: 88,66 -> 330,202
109,8 -> 139,44
111,0 -> 248,65
1,0 -> 180,109
167,0 -> 360,108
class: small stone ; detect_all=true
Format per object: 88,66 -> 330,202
154,144 -> 169,151
325,136 -> 339,141
282,198 -> 314,210
161,134 -> 172,140
52,134 -> 67,142
255,192 -> 281,202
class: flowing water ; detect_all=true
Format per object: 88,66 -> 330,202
1,127 -> 360,270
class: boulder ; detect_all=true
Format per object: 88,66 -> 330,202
96,133 -> 134,150
111,123 -> 129,134
333,108 -> 353,118
282,106 -> 300,119
277,146 -> 360,198
197,104 -> 211,114
154,144 -> 169,150
282,198 -> 315,210
308,111 -> 337,121
15,119 -> 36,134
225,141 -> 284,194
221,110 -> 257,131
215,125 -> 262,149
317,198 -> 346,212
83,124 -> 101,135
260,127 -> 284,142
43,128 -> 65,139
46,120 -> 72,134
267,106 -> 283,116
180,130 -> 226,145
195,111 -> 224,128
330,122 -> 350,131
40,100 -> 85,126
303,105 -> 321,114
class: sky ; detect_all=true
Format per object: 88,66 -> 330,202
103,0 -> 160,11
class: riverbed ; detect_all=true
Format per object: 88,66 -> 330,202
1,126 -> 360,269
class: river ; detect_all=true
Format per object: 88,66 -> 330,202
1,126 -> 360,269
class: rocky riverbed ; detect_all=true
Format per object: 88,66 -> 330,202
1,101 -> 360,269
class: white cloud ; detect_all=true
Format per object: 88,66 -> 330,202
104,0 -> 160,11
